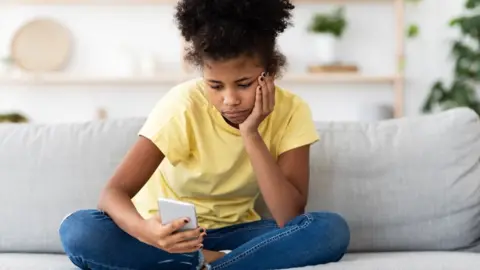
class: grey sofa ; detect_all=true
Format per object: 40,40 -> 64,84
1,107 -> 480,269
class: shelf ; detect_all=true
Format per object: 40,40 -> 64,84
3,0 -> 177,4
0,73 -> 400,86
4,0 -> 393,4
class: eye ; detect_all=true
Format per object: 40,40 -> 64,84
238,82 -> 253,89
210,84 -> 222,90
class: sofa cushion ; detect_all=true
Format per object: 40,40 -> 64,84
304,108 -> 480,252
2,251 -> 479,270
0,253 -> 76,270
0,118 -> 144,253
291,251 -> 480,270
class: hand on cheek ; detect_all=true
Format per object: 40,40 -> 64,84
239,72 -> 275,135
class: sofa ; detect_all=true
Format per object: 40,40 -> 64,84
1,107 -> 480,269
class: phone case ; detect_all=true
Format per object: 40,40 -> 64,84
157,198 -> 198,231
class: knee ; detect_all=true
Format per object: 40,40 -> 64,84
306,212 -> 351,259
59,209 -> 107,256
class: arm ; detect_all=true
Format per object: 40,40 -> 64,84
239,73 -> 317,228
97,136 -> 164,238
242,133 -> 309,227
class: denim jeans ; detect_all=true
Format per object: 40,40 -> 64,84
59,209 -> 350,270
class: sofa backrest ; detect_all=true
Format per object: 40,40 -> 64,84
1,108 -> 480,254
304,107 -> 480,252
0,118 -> 143,253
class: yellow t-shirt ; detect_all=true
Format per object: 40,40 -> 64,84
132,78 -> 319,229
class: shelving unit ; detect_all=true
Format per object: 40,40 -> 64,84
4,0 -> 394,4
0,74 -> 399,86
2,0 -> 405,117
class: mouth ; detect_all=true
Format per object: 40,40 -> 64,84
222,109 -> 250,122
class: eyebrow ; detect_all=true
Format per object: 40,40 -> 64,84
207,77 -> 253,84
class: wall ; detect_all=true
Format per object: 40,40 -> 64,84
0,0 -> 464,123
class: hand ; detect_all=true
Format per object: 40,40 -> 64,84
137,215 -> 206,254
239,72 -> 275,135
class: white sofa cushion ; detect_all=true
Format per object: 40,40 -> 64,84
0,254 -> 76,270
1,252 -> 479,270
0,119 -> 143,253
303,108 -> 480,252
292,252 -> 480,270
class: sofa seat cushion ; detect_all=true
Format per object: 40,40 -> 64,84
0,253 -> 76,270
291,251 -> 480,270
2,252 -> 479,270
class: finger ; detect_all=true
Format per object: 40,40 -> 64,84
262,77 -> 269,113
170,227 -> 204,244
258,72 -> 266,87
168,244 -> 203,254
164,217 -> 190,235
255,85 -> 262,113
170,237 -> 204,253
268,74 -> 275,111
160,229 -> 201,251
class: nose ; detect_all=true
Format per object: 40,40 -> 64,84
223,89 -> 240,106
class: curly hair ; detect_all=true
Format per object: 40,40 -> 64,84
174,0 -> 295,76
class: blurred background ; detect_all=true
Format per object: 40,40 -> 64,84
0,0 -> 476,124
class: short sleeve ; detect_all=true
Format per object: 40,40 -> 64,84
278,100 -> 320,155
138,91 -> 191,166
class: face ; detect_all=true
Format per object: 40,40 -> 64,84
203,55 -> 264,126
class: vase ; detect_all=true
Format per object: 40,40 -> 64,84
312,33 -> 336,65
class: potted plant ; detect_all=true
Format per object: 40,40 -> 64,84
422,0 -> 480,115
307,7 -> 347,64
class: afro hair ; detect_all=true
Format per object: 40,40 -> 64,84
174,0 -> 295,76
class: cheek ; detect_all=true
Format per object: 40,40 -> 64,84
241,87 -> 257,107
206,90 -> 222,106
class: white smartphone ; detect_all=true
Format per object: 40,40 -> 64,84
157,198 -> 198,232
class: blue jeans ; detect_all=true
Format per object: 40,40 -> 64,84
59,209 -> 350,270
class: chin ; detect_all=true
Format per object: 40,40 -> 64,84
224,116 -> 246,126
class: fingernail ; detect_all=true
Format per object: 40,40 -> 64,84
184,219 -> 189,223
199,228 -> 204,233
260,76 -> 264,81
261,72 -> 266,77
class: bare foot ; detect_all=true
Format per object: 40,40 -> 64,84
202,249 -> 226,263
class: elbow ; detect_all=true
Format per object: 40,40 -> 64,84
97,187 -> 111,212
275,203 -> 306,228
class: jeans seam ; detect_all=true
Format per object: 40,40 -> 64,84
211,214 -> 313,269
69,255 -> 137,270
206,224 -> 277,239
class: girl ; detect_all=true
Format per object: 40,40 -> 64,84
59,0 -> 350,269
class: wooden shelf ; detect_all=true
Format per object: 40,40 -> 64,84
4,0 -> 393,4
3,0 -> 176,4
0,73 -> 399,86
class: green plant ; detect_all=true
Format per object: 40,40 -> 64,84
0,112 -> 29,123
0,55 -> 13,65
308,7 -> 347,38
422,0 -> 480,115
406,0 -> 423,39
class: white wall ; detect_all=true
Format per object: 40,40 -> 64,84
0,0 -> 464,123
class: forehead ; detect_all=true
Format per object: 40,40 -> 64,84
203,55 -> 263,81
